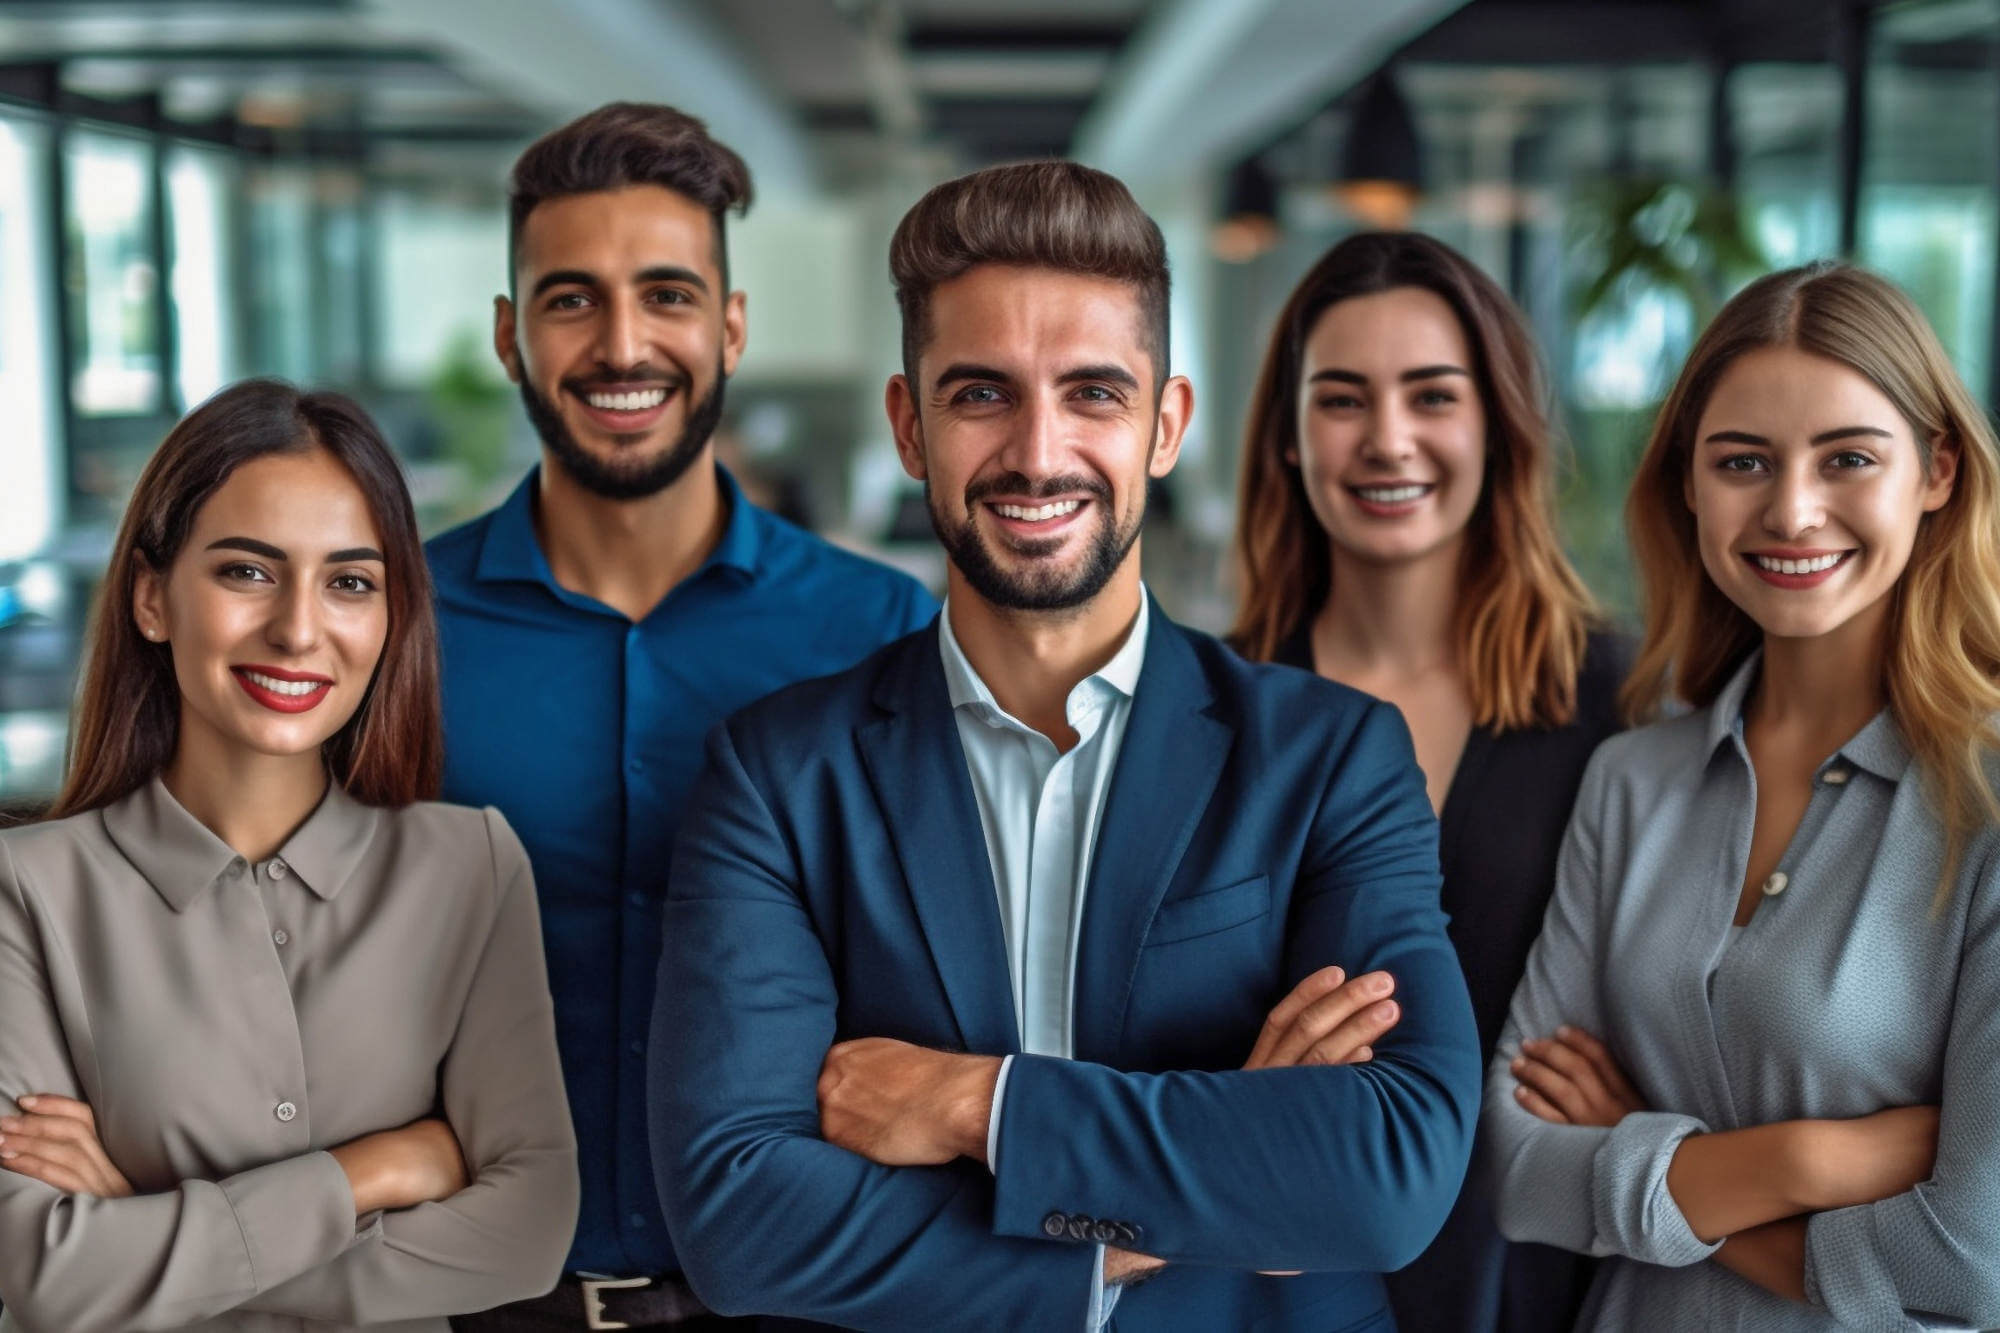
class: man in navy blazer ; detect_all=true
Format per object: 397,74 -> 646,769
650,162 -> 1481,1331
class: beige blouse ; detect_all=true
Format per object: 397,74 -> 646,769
0,777 -> 578,1332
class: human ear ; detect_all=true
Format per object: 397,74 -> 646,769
885,375 -> 928,483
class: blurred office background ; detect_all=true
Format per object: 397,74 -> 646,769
1,0 -> 1997,804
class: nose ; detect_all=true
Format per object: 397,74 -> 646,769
1358,398 -> 1417,467
1762,464 -> 1826,540
264,578 -> 324,657
592,292 -> 646,372
995,391 -> 1066,482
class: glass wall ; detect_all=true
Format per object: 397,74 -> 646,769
65,128 -> 161,417
1861,0 -> 2000,399
0,113 -> 59,562
167,143 -> 241,409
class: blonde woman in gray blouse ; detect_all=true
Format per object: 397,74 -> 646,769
0,380 -> 578,1332
1485,262 -> 2000,1329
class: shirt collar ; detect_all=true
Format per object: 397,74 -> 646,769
473,463 -> 764,592
938,590 -> 1150,719
101,776 -> 381,912
1700,647 -> 1912,780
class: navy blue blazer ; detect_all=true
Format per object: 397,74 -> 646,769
649,605 -> 1482,1331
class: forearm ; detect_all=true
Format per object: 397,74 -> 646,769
992,1054 -> 1475,1273
663,1128 -> 1098,1328
234,1140 -> 578,1322
1666,1122 -> 1819,1242
0,1151 -> 363,1333
1713,1217 -> 1807,1303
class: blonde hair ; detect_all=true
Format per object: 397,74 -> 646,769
1623,262 -> 2000,894
1230,232 -> 1595,730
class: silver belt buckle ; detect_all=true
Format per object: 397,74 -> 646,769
581,1275 -> 651,1330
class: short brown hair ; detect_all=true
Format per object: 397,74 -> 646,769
507,101 -> 753,289
889,160 -> 1170,386
1229,232 -> 1596,730
49,379 -> 443,818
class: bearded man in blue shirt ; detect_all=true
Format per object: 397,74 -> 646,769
650,161 -> 1481,1331
430,104 -> 935,1333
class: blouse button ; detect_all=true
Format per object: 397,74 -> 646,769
1762,871 -> 1789,897
268,859 -> 289,880
275,1101 -> 298,1123
272,929 -> 290,947
1823,767 -> 1851,786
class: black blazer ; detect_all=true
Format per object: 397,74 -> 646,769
1270,625 -> 1630,1333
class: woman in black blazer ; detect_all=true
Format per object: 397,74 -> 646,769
1230,231 -> 1623,1332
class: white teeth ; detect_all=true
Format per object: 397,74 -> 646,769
1355,485 -> 1430,504
993,500 -> 1083,521
585,388 -> 669,411
244,671 -> 326,697
1754,553 -> 1845,575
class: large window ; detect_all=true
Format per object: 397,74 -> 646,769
168,144 -> 241,410
0,113 -> 60,560
1861,0 -> 1999,400
65,129 -> 161,416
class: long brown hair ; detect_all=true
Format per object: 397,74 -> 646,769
1623,262 -> 2000,893
1230,231 -> 1594,729
49,379 -> 442,817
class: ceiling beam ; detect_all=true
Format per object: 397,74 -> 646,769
367,0 -> 819,196
1073,0 -> 1470,180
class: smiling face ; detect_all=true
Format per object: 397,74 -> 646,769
496,184 -> 747,500
1687,343 -> 1958,646
1292,286 -> 1487,571
886,264 -> 1190,614
132,448 -> 391,765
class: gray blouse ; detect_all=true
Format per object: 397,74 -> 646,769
0,778 -> 578,1332
1483,653 -> 2000,1331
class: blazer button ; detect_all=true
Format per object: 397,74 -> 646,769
1091,1220 -> 1119,1244
1067,1215 -> 1094,1241
1042,1211 -> 1069,1238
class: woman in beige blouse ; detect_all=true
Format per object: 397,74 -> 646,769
0,379 -> 578,1332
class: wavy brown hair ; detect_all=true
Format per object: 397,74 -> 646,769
49,379 -> 441,818
1229,231 -> 1594,729
1623,262 -> 2000,894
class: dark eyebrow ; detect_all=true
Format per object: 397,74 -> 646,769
205,538 -> 384,564
1701,426 -> 1895,447
207,537 -> 287,561
1400,364 -> 1471,383
1057,363 -> 1140,391
932,363 -> 1017,392
635,264 -> 709,294
1306,365 -> 1472,387
529,269 -> 602,299
1811,425 -> 1893,445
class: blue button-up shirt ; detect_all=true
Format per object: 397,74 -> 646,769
427,466 -> 936,1276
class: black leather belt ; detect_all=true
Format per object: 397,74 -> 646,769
536,1272 -> 717,1329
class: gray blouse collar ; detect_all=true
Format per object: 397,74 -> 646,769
1700,649 -> 1912,782
101,775 -> 382,912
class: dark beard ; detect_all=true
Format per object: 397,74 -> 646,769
518,363 -> 728,501
930,471 -> 1141,612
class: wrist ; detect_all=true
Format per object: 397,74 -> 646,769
329,1141 -> 390,1216
946,1055 -> 1002,1164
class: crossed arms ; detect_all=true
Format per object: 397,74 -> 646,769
650,702 -> 1484,1329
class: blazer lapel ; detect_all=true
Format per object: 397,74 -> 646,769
858,633 -> 1022,1058
1073,610 -> 1233,1063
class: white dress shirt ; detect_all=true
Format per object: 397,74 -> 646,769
938,593 -> 1149,1328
